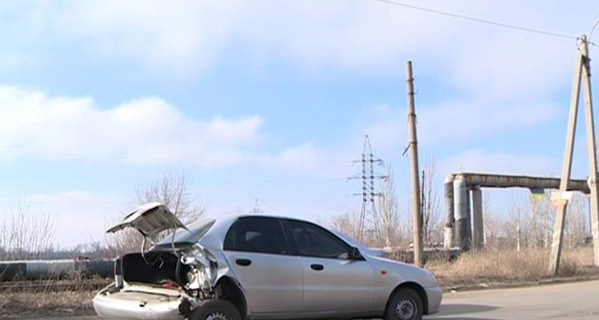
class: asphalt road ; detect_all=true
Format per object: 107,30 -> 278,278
428,279 -> 599,320
31,280 -> 599,320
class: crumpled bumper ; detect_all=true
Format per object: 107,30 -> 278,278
93,283 -> 187,320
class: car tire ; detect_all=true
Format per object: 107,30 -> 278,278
189,299 -> 242,320
384,288 -> 423,320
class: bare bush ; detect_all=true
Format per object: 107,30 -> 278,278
330,211 -> 361,241
377,167 -> 403,248
134,171 -> 204,224
0,201 -> 55,260
564,194 -> 588,248
107,171 -> 205,255
479,191 -> 590,253
482,196 -> 509,249
420,155 -> 442,245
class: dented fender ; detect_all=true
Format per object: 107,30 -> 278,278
180,244 -> 232,291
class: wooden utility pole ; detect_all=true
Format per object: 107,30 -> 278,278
549,35 -> 599,275
406,61 -> 423,266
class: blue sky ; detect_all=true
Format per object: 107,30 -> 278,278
1,0 -> 599,248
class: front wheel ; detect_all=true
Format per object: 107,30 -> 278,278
189,299 -> 242,320
384,288 -> 424,320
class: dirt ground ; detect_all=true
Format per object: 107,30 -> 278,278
0,291 -> 95,319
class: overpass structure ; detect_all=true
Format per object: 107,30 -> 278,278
444,172 -> 591,251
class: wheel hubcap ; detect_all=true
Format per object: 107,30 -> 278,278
395,298 -> 416,320
205,312 -> 229,320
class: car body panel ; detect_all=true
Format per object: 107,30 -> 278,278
425,285 -> 443,314
223,251 -> 303,315
299,256 -> 374,314
364,255 -> 441,312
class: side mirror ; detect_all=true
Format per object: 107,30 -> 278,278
349,247 -> 364,260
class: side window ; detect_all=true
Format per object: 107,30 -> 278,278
223,217 -> 288,255
287,220 -> 351,259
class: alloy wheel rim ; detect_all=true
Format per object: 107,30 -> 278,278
205,312 -> 229,320
395,297 -> 416,320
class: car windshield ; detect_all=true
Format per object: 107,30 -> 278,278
154,217 -> 216,248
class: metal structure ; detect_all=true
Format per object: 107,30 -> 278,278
443,173 -> 591,251
350,135 -> 386,244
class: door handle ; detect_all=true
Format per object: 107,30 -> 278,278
236,258 -> 252,266
310,264 -> 324,271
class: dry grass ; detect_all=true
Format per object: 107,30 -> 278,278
0,273 -> 108,318
426,247 -> 599,289
0,291 -> 95,318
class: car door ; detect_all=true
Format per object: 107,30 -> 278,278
222,216 -> 303,316
284,219 -> 375,315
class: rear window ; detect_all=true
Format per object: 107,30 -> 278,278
154,218 -> 216,248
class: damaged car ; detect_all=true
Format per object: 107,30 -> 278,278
93,202 -> 442,320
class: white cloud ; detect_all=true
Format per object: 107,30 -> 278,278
4,1 -> 588,75
1,1 -> 596,106
0,86 -> 368,176
256,143 -> 355,179
273,143 -> 320,169
0,86 -> 265,166
418,99 -> 562,145
358,98 -> 562,154
52,0 -> 240,75
447,32 -> 574,99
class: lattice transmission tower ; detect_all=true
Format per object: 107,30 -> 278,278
349,135 -> 388,244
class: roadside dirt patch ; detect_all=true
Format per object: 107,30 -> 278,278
0,291 -> 95,318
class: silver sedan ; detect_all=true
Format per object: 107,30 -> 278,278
93,203 -> 442,320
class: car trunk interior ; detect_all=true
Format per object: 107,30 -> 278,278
121,251 -> 190,287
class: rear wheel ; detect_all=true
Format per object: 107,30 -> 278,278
189,299 -> 242,320
384,288 -> 423,320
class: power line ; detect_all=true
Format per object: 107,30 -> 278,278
0,148 -> 354,165
372,0 -> 578,41
589,18 -> 599,43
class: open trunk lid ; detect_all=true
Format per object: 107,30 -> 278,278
107,202 -> 187,238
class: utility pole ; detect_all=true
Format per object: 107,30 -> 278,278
251,199 -> 263,215
549,35 -> 599,275
406,61 -> 423,267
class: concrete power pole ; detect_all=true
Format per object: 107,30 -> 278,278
406,61 -> 424,267
549,35 -> 599,275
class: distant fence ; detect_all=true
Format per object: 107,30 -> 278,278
0,249 -> 460,281
0,259 -> 113,281
387,247 -> 461,264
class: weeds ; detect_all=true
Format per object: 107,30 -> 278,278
426,247 -> 598,288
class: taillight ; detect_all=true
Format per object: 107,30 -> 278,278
114,257 -> 124,288
114,257 -> 123,275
